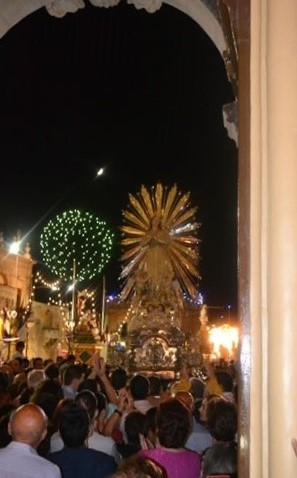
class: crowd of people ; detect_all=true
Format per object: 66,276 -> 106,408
0,345 -> 238,478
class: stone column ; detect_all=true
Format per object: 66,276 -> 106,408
250,0 -> 297,476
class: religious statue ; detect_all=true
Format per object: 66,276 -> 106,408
120,183 -> 200,329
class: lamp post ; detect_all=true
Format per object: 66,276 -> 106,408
101,275 -> 106,335
71,258 -> 77,328
64,259 -> 77,354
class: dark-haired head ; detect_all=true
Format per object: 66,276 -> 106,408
206,398 -> 237,442
129,375 -> 150,400
113,454 -> 167,478
75,389 -> 98,422
110,367 -> 128,391
59,402 -> 90,447
201,441 -> 237,478
156,397 -> 192,448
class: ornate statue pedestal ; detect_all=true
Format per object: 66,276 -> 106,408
127,325 -> 186,374
72,333 -> 102,364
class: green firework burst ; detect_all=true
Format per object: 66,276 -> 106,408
40,209 -> 114,282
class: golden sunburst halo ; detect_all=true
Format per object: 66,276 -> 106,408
120,182 -> 201,299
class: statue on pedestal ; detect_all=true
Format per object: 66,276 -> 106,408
118,183 -> 200,373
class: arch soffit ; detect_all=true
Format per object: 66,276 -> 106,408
0,0 -> 238,142
0,0 -> 226,55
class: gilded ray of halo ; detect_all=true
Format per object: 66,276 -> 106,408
138,188 -> 154,220
164,192 -> 192,229
121,245 -> 144,262
171,255 -> 199,284
171,239 -> 199,259
162,184 -> 179,225
127,193 -> 151,228
174,235 -> 199,247
170,209 -> 199,232
122,209 -> 148,231
139,185 -> 154,219
170,245 -> 199,271
121,224 -> 147,237
173,221 -> 201,234
121,238 -> 147,255
120,250 -> 146,279
170,227 -> 198,243
172,260 -> 198,298
121,238 -> 144,248
170,244 -> 199,273
153,182 -> 164,216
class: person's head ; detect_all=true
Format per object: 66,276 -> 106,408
13,372 -> 27,389
27,369 -> 46,391
156,397 -> 192,449
216,371 -> 234,393
22,358 -> 30,370
15,341 -> 25,353
8,403 -> 48,448
31,392 -> 59,421
206,398 -> 237,442
129,374 -> 150,400
58,402 -> 90,447
0,365 -> 14,384
62,364 -> 84,390
190,377 -> 205,401
43,358 -> 54,367
112,454 -> 167,478
32,357 -> 44,370
44,362 -> 60,381
8,358 -> 23,375
52,397 -> 74,429
201,442 -> 238,478
67,354 -> 76,365
75,389 -> 98,428
148,375 -> 162,397
174,391 -> 195,412
110,367 -> 128,391
56,356 -> 64,366
124,411 -> 149,446
31,379 -> 64,419
199,394 -> 222,424
78,377 -> 101,396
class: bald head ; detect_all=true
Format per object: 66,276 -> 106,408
9,403 -> 48,448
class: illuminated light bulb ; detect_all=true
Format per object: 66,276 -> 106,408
9,241 -> 20,254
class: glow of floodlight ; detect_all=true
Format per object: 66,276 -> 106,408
9,241 -> 21,254
67,284 -> 75,293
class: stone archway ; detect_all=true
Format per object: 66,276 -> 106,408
0,0 -> 250,475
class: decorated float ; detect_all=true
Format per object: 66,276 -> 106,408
109,182 -> 202,375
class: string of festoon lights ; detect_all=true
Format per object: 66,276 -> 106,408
31,271 -> 99,335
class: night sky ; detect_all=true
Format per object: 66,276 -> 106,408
0,2 -> 238,313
